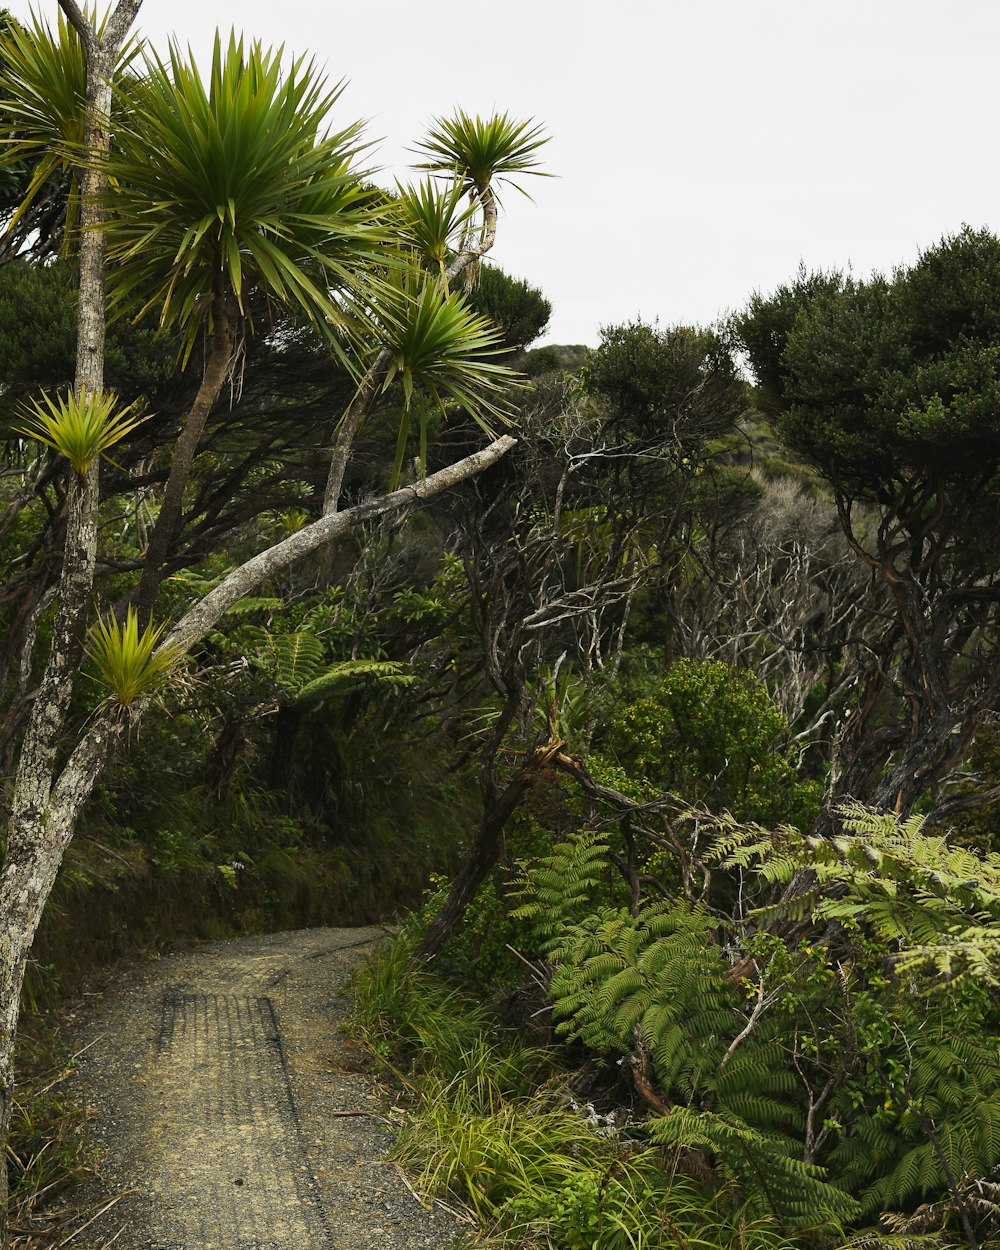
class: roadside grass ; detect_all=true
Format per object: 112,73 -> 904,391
348,931 -> 805,1250
7,1020 -> 100,1250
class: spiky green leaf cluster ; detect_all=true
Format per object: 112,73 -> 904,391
86,608 -> 183,707
394,177 -> 474,281
17,387 -> 146,475
413,110 -> 549,196
375,270 -> 517,484
0,9 -> 136,239
104,32 -> 391,362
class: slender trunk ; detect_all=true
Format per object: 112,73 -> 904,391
323,349 -> 391,514
416,722 -> 562,961
0,6 -> 142,1242
137,291 -> 236,619
415,773 -> 534,961
322,185 -> 499,516
0,711 -> 121,1235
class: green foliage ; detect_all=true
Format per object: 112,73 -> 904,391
414,110 -> 549,196
648,1109 -> 857,1228
7,1038 -> 95,1235
503,805 -> 1000,1238
468,263 -> 551,350
0,8 -> 88,163
416,875 -> 524,990
0,260 -> 75,415
830,1010 -> 1000,1219
105,31 -> 389,361
349,933 -> 493,1077
297,658 -> 414,703
0,8 -> 136,240
735,228 -> 1000,507
582,320 -> 746,446
17,386 -> 147,475
85,607 -> 183,707
712,804 -> 1000,987
510,829 -> 611,955
400,1091 -> 750,1249
376,271 -> 516,483
395,176 -> 474,282
603,658 -> 818,825
733,265 -> 843,415
543,899 -> 733,1068
248,627 -> 414,701
536,899 -> 857,1227
356,937 -> 802,1250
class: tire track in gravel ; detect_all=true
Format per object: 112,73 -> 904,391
70,927 -> 465,1250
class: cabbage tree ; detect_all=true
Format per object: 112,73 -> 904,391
0,7 -> 546,1242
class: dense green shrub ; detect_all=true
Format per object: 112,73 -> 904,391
602,658 -> 819,826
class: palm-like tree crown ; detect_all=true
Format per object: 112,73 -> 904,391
105,32 -> 392,361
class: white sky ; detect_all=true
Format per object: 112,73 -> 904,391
16,0 -> 1000,345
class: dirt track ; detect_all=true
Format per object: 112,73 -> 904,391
70,927 -> 465,1250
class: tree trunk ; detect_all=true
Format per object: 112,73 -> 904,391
415,774 -> 534,961
136,289 -> 236,619
0,5 -> 142,1241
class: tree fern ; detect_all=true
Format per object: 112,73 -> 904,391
647,1106 -> 859,1226
248,629 -> 413,702
252,629 -> 326,692
832,1019 -> 1000,1219
510,805 -> 1000,1234
708,804 -> 1000,988
297,658 -> 414,703
543,899 -> 730,1065
509,828 -> 610,954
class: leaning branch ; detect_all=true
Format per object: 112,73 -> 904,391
167,436 -> 516,654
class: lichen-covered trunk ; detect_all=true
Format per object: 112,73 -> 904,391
0,6 -> 142,1243
0,394 -> 101,1250
0,713 -> 120,1249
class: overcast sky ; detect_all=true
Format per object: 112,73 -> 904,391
16,0 -> 1000,345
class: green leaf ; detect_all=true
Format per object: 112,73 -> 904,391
413,110 -> 549,197
16,387 -> 148,475
297,659 -> 414,704
103,31 -> 392,367
86,608 -> 183,707
0,9 -> 138,242
374,270 -> 520,485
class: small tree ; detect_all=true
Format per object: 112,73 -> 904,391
735,227 -> 1000,824
604,658 -> 819,827
417,321 -> 753,957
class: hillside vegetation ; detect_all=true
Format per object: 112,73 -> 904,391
1,8 -> 999,1249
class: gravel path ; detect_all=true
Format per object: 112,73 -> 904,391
69,927 -> 467,1250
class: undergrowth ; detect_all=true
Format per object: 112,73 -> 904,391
6,1024 -> 98,1250
349,803 -> 1000,1250
349,933 -> 807,1250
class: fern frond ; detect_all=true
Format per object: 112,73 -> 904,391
509,829 -> 610,954
297,658 -> 414,703
648,1107 -> 859,1226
